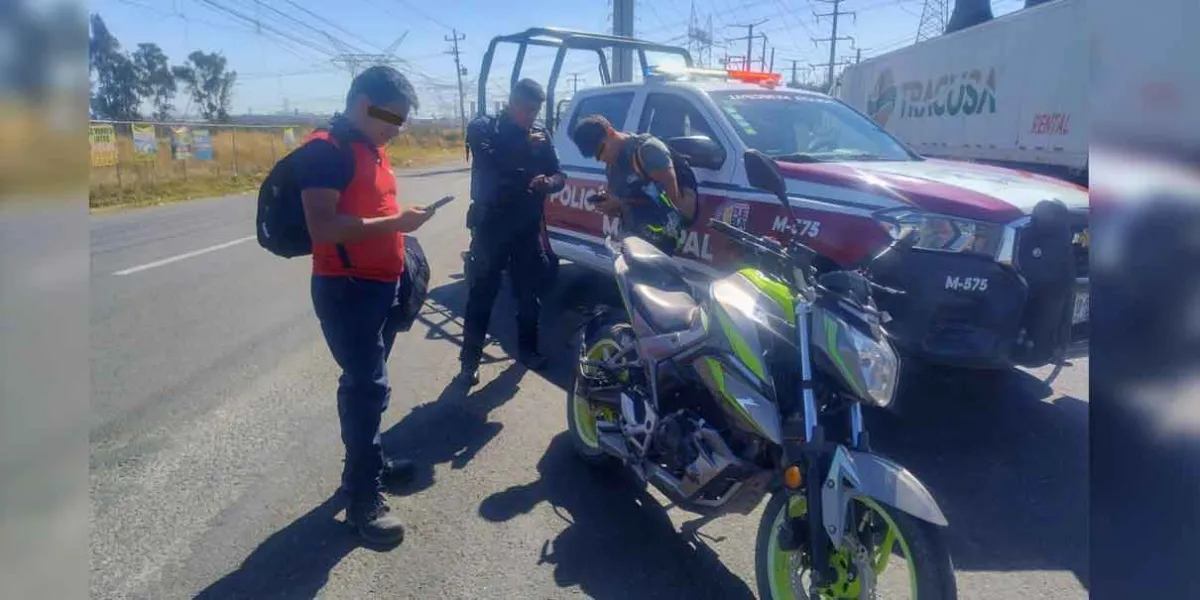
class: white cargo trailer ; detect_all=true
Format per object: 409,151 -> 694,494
837,0 -> 1087,184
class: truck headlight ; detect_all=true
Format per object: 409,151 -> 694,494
876,208 -> 1004,256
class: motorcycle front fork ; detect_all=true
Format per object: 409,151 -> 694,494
788,304 -> 869,590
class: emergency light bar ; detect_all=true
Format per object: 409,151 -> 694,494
726,69 -> 782,87
643,65 -> 783,88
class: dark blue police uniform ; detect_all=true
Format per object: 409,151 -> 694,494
461,113 -> 564,370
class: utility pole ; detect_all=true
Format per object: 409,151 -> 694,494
769,47 -> 776,73
856,48 -> 862,63
760,34 -> 768,70
789,60 -> 800,87
567,72 -> 584,94
812,0 -> 856,92
686,2 -> 716,68
730,19 -> 768,71
446,29 -> 467,137
613,0 -> 635,82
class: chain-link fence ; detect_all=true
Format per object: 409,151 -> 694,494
88,120 -> 465,208
89,120 -> 313,191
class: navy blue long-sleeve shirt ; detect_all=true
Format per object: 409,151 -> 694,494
467,113 -> 563,233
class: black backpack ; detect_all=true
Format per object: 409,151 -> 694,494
392,235 -> 430,332
255,128 -> 353,258
629,133 -> 700,228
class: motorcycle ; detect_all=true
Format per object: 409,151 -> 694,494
566,149 -> 958,599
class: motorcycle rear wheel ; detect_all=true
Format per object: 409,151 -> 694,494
754,491 -> 957,599
566,326 -> 628,467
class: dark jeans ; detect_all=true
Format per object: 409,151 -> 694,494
311,274 -> 403,501
460,225 -> 543,367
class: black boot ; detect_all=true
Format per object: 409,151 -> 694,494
381,457 -> 415,487
346,492 -> 405,545
519,349 -> 548,371
457,361 -> 480,386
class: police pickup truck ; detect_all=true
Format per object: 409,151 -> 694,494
478,29 -> 1088,380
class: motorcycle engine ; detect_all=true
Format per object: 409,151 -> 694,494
652,410 -> 744,496
656,412 -> 701,474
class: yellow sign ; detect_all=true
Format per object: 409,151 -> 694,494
89,124 -> 118,167
171,127 -> 192,160
132,123 -> 158,160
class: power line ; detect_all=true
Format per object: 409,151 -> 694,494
279,0 -> 384,52
247,0 -> 369,54
812,0 -> 856,91
390,0 -> 454,31
184,0 -> 336,63
729,19 -> 768,71
192,0 -> 338,57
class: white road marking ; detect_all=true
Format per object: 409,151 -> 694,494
113,236 -> 256,276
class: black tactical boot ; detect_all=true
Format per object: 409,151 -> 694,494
457,362 -> 480,386
346,492 -> 405,545
519,349 -> 548,371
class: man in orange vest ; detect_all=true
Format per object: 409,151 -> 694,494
295,66 -> 435,545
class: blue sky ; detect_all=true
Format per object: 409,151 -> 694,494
92,0 -> 1022,119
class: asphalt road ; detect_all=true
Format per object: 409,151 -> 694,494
89,166 -> 1089,600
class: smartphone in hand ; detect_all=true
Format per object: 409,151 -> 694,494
424,195 -> 455,212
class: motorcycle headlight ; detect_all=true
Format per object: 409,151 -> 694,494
815,310 -> 900,407
844,324 -> 900,407
876,208 -> 1005,257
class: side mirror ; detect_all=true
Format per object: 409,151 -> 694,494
666,136 -> 726,171
744,149 -> 793,216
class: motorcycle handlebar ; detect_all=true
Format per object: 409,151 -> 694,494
709,217 -> 905,302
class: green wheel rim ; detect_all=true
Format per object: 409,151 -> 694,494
766,496 -> 918,599
574,339 -> 620,449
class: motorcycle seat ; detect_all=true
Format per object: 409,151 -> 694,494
623,236 -> 689,292
630,283 -> 700,333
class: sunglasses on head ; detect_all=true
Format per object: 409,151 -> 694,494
367,106 -> 407,127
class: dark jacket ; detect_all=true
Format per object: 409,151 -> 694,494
467,113 -> 564,233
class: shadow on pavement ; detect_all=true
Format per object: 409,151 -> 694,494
193,494 -> 359,600
194,365 -> 527,599
479,433 -> 756,600
381,362 -> 527,497
419,264 -> 619,389
865,368 -> 1090,588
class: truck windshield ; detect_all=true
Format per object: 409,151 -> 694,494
708,91 -> 916,163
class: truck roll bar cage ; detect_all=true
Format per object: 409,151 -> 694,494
477,27 -> 693,133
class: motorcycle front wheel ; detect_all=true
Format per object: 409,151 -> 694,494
754,491 -> 957,599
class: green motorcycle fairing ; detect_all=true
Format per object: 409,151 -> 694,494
691,268 -> 797,445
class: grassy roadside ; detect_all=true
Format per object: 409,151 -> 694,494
89,148 -> 465,212
89,127 -> 466,212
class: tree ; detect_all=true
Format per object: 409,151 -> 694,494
173,51 -> 237,122
133,43 -> 176,120
89,13 -> 141,120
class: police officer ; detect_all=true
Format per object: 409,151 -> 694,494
459,79 -> 565,385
